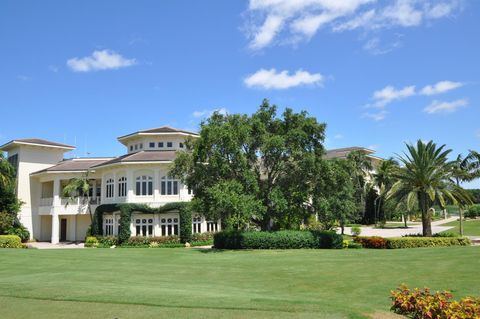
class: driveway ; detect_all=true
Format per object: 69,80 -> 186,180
340,217 -> 457,238
27,242 -> 85,249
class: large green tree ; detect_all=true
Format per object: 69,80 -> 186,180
371,158 -> 399,224
311,159 -> 356,233
347,150 -> 373,223
171,100 -> 326,230
387,140 -> 472,236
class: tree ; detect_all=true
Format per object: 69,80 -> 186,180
311,159 -> 356,233
371,158 -> 399,224
347,150 -> 373,223
171,99 -> 326,230
387,140 -> 472,236
62,171 -> 94,225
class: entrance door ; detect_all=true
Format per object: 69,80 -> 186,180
60,218 -> 67,242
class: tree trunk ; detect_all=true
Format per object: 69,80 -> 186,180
419,192 -> 432,237
341,224 -> 344,235
403,214 -> 408,228
459,207 -> 464,236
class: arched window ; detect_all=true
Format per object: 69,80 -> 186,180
160,217 -> 179,236
105,178 -> 114,198
160,176 -> 179,195
136,175 -> 153,196
118,176 -> 127,197
135,218 -> 154,237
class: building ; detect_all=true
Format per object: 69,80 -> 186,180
0,126 -> 379,243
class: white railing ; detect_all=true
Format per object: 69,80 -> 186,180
39,197 -> 53,206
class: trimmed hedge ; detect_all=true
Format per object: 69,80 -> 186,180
386,237 -> 471,249
0,235 -> 24,248
354,236 -> 471,249
84,236 -> 98,247
213,230 -> 343,249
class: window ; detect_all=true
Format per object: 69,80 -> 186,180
135,175 -> 153,196
130,145 -> 133,151
139,143 -> 143,149
134,144 -> 138,150
167,142 -> 173,148
158,142 -> 164,148
104,217 -> 114,236
207,221 -> 218,232
179,142 -> 184,148
160,176 -> 179,195
149,142 -> 155,148
118,177 -> 127,197
135,218 -> 154,237
106,178 -> 114,198
160,217 -> 179,236
193,216 -> 202,233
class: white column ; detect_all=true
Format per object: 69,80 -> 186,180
126,170 -> 134,202
53,177 -> 61,207
72,215 -> 77,242
51,212 -> 59,244
153,168 -> 160,202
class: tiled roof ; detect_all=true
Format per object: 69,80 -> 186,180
92,151 -> 177,168
117,126 -> 198,141
31,158 -> 113,175
0,138 -> 75,150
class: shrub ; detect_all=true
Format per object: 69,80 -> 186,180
350,225 -> 361,236
386,237 -> 471,249
0,235 -> 24,248
125,236 -> 180,247
465,204 -> 480,219
346,242 -> 362,249
433,232 -> 458,238
353,236 -> 387,249
213,230 -> 343,249
191,232 -> 215,242
6,226 -> 30,242
84,236 -> 98,248
97,236 -> 118,247
390,284 -> 480,318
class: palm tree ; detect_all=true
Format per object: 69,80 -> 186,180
372,158 -> 398,224
0,153 -> 15,190
387,140 -> 472,236
62,171 -> 94,225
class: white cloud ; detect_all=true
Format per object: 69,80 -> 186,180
245,0 -> 462,50
423,99 -> 468,114
371,85 -> 416,108
363,110 -> 387,121
244,68 -> 323,89
67,50 -> 136,72
419,80 -> 463,96
192,107 -> 228,118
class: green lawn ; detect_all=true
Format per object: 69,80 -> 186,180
440,219 -> 480,236
0,247 -> 479,319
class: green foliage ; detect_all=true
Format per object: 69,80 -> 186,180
312,159 -> 356,231
465,204 -> 480,219
92,202 -> 192,244
124,236 -> 182,248
96,236 -> 119,248
213,230 -> 343,249
171,99 -> 326,231
6,225 -> 30,242
390,284 -> 480,318
84,236 -> 98,248
0,235 -> 24,248
385,237 -> 471,249
467,189 -> 480,204
350,225 -> 361,236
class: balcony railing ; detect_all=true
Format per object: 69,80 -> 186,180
39,197 -> 53,206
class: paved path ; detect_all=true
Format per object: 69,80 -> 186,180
27,242 -> 85,249
340,217 -> 457,238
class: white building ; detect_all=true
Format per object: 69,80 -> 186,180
0,126 -> 219,243
0,126 -> 380,244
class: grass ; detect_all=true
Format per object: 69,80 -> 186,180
0,247 -> 479,319
440,219 -> 480,236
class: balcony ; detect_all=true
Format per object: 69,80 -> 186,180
39,197 -> 53,207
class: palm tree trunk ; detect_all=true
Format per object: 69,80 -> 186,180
403,214 -> 408,228
459,207 -> 464,236
419,192 -> 432,236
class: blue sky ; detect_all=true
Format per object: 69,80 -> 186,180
1,1 -> 479,187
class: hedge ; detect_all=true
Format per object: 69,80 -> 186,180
213,230 -> 343,249
92,202 -> 192,244
354,236 -> 471,249
0,235 -> 24,248
386,237 -> 471,249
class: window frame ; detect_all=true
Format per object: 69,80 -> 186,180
135,175 -> 153,196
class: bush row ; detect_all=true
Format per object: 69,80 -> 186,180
391,284 -> 480,318
353,236 -> 471,249
213,230 -> 343,249
465,204 -> 480,219
85,235 -> 212,248
0,235 -> 24,248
